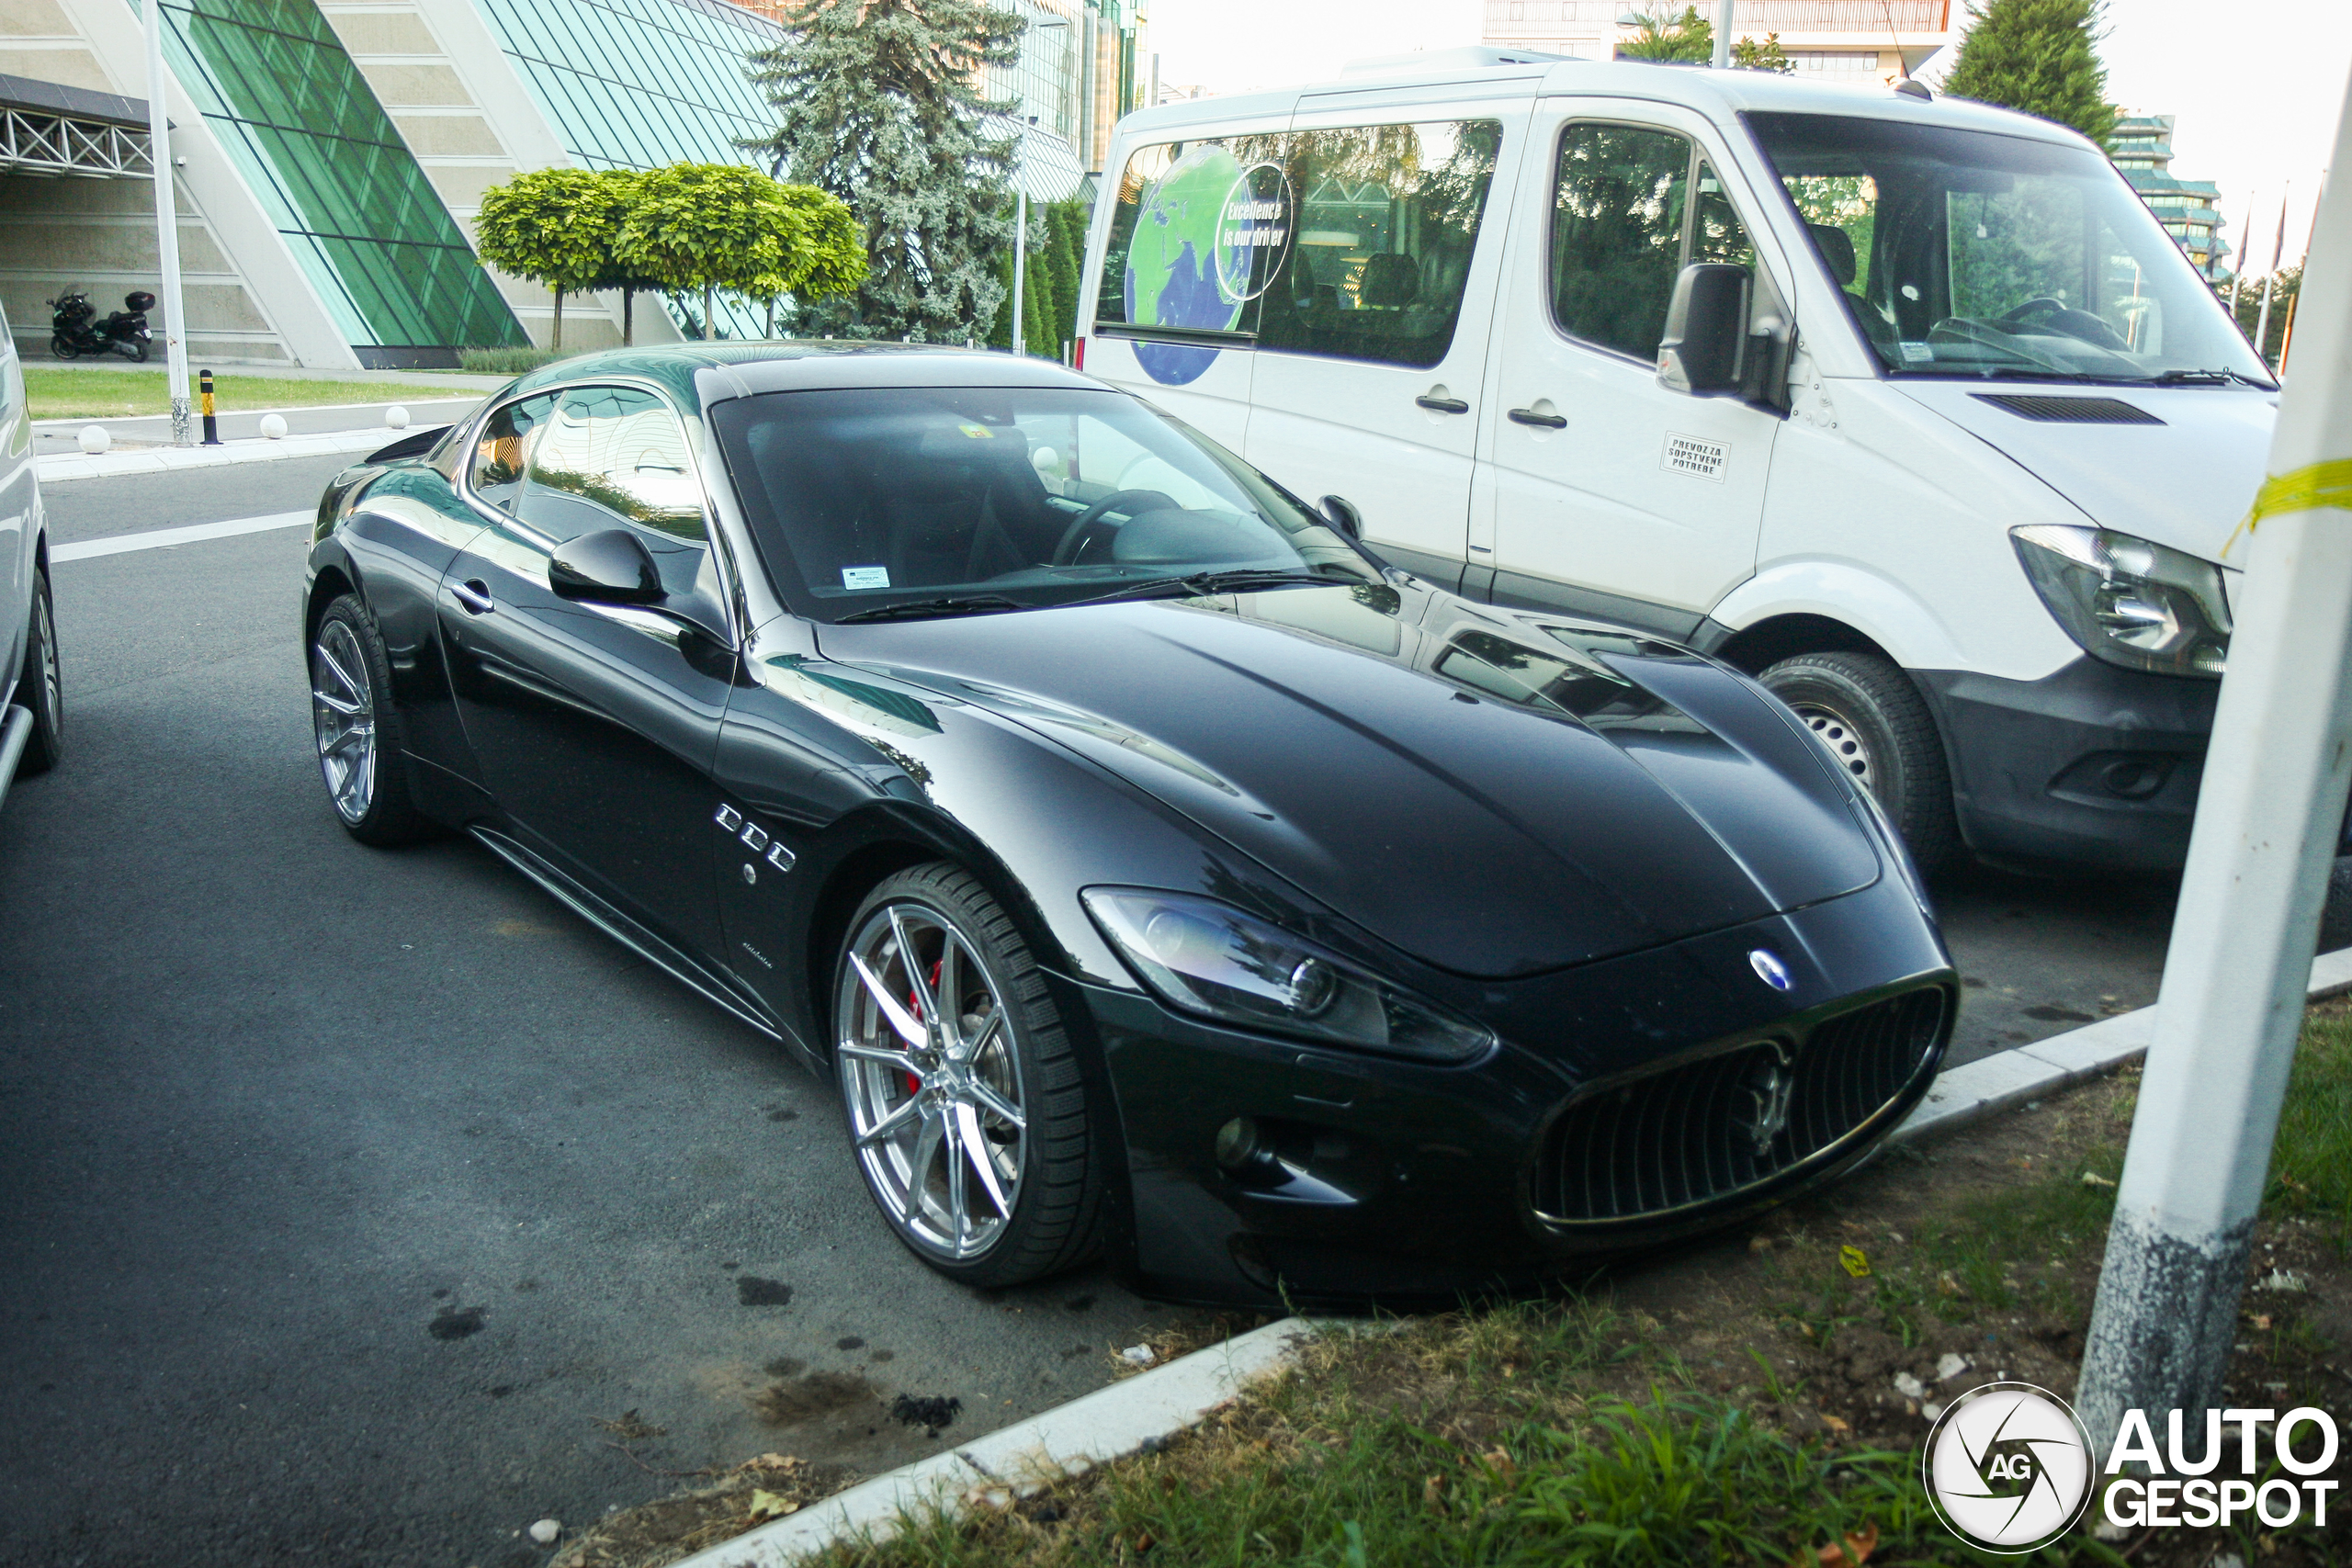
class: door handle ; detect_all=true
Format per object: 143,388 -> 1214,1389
1507,407 -> 1567,429
451,578 -> 494,615
1415,394 -> 1469,414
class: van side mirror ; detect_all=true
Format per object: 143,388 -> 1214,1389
1657,263 -> 1751,398
549,527 -> 664,604
1319,494 -> 1364,540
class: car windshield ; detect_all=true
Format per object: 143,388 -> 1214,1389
1747,111 -> 2271,386
710,384 -> 1371,623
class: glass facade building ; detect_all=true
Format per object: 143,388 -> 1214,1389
154,0 -> 527,358
2111,115 -> 2228,277
471,0 -> 778,172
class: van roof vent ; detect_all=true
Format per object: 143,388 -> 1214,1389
1973,393 -> 2165,425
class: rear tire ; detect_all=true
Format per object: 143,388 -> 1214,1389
310,595 -> 433,845
14,568 -> 62,773
1760,650 -> 1959,875
128,339 -> 149,364
832,863 -> 1105,1288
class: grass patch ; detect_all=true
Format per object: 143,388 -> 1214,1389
2270,1005 -> 2352,1225
27,367 -> 482,420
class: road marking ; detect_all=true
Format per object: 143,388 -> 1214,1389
51,510 -> 313,562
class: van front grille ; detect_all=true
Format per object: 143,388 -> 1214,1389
1533,987 -> 1947,1224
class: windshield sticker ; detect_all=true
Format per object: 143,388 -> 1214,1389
1899,341 -> 1935,363
841,566 -> 891,590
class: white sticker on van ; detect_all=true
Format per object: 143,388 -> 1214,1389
1662,434 -> 1728,483
842,566 -> 891,590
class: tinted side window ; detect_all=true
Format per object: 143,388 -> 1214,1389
1550,124 -> 1694,360
1099,134 -> 1290,342
469,393 -> 555,512
1254,119 -> 1503,369
517,386 -> 706,545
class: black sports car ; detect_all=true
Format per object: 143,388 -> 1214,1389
302,343 -> 1955,1305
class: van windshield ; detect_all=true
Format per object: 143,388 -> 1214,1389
1746,111 -> 2270,387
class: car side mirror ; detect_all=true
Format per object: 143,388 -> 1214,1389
549,527 -> 663,604
1657,263 -> 1752,398
1319,494 -> 1363,540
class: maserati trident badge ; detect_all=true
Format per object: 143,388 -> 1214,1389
1749,948 -> 1794,991
1737,1050 -> 1796,1155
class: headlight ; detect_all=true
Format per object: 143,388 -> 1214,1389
1081,888 -> 1494,1064
2011,525 -> 2232,677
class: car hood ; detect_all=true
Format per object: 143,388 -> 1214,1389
1892,381 -> 2277,560
818,584 -> 1883,979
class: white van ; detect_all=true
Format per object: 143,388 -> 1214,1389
1073,50 -> 2275,874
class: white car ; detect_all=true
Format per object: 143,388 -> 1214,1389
1075,50 -> 2273,875
0,304 -> 60,810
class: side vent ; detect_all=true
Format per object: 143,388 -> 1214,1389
1973,393 -> 2164,425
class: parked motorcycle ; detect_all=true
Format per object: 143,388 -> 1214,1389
48,289 -> 153,362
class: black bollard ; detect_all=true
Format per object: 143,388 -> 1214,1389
198,368 -> 220,446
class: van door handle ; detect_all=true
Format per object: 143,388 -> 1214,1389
451,579 -> 494,615
1415,394 -> 1469,413
1507,407 -> 1567,429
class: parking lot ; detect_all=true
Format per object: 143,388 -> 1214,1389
0,455 -> 2181,1567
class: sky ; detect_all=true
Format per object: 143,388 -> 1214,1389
1147,0 -> 2352,276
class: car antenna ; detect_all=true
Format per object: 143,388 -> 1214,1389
1884,1 -> 1930,98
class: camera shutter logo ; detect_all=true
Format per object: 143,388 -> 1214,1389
1923,1382 -> 2095,1552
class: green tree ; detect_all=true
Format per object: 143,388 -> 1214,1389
743,0 -> 1023,342
2233,265 -> 2301,367
1616,6 -> 1710,62
472,166 -> 624,352
616,163 -> 863,340
1941,0 -> 2119,147
1731,33 -> 1793,73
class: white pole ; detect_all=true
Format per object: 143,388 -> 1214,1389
1012,185 -> 1027,356
142,0 -> 192,446
2074,78 -> 2352,1456
1712,0 -> 1734,67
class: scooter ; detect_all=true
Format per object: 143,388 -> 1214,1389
48,289 -> 153,362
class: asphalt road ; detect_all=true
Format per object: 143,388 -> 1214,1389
0,458 -> 2180,1564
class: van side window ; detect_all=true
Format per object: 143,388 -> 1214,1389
1253,119 -> 1503,369
1098,133 -> 1290,344
1549,126 -> 1757,362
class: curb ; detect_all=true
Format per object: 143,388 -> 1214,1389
668,947 -> 2352,1568
37,426 -> 415,482
673,1317 -> 1320,1568
1889,945 -> 2352,1146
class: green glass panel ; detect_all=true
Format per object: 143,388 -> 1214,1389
151,0 -> 526,349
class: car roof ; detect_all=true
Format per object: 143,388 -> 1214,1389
1119,58 -> 2095,154
500,341 -> 1103,409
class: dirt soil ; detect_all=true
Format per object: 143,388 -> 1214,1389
550,1064 -> 2351,1567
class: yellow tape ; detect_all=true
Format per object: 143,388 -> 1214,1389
2222,457 -> 2352,560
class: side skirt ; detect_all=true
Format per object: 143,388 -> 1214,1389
468,824 -> 799,1052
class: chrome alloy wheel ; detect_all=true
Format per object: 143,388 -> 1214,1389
31,584 -> 59,734
311,618 -> 378,824
837,903 -> 1027,1262
1792,701 -> 1874,792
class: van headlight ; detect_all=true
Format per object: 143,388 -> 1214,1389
2011,525 -> 2232,678
1082,888 -> 1494,1064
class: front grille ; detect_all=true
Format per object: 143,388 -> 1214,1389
1533,987 -> 1947,1224
1973,393 -> 2164,425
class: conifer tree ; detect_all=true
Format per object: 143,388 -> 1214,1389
743,0 -> 1023,341
1941,0 -> 2118,148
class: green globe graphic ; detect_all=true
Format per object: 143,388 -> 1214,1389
1125,145 -> 1245,384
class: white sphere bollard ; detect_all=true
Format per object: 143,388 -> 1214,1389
258,413 -> 288,441
77,424 -> 111,455
384,405 -> 410,431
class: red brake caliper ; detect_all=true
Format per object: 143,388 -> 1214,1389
905,959 -> 942,1096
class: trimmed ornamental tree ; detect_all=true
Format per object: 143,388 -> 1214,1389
1941,0 -> 2119,148
743,0 -> 1023,342
613,164 -> 864,340
472,166 -> 625,352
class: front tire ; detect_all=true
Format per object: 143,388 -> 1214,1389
310,595 -> 431,845
1760,650 -> 1959,874
50,335 -> 77,360
833,863 -> 1104,1287
13,568 -> 62,773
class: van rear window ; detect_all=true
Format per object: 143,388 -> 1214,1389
1098,119 -> 1503,372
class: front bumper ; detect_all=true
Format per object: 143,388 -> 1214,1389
1075,872 -> 1955,1308
1915,657 -> 2219,873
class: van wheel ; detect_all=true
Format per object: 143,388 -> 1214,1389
1760,651 -> 1958,874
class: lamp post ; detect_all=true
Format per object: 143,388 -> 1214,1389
141,0 -> 192,446
1011,13 -> 1071,358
